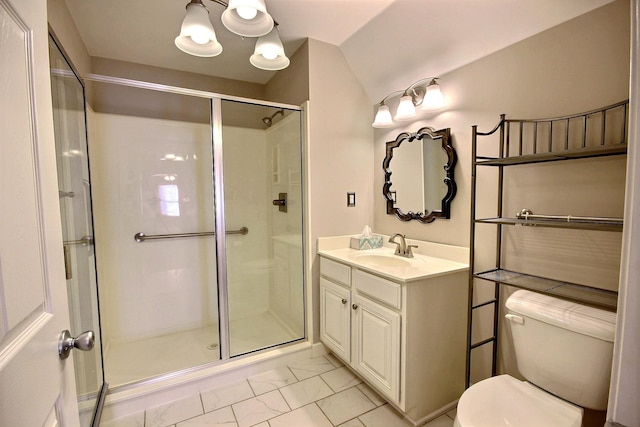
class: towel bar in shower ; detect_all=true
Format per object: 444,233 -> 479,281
134,227 -> 248,243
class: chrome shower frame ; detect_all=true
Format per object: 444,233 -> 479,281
83,72 -> 305,386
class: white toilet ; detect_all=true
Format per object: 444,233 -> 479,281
455,289 -> 616,427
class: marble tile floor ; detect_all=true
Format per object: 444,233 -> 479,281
102,354 -> 456,427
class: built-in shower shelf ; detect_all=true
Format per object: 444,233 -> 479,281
474,269 -> 618,312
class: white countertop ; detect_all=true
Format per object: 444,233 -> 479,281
318,246 -> 469,283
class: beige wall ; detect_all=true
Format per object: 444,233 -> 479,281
91,57 -> 265,99
307,39 -> 375,340
47,0 -> 91,76
265,41 -> 310,106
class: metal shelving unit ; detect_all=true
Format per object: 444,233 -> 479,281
466,100 -> 628,388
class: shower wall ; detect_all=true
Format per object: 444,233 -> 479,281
89,112 -> 218,346
222,126 -> 270,321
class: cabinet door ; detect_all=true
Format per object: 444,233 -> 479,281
352,294 -> 401,402
320,278 -> 351,361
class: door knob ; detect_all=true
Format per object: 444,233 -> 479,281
58,330 -> 95,360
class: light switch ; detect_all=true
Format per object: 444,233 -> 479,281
347,192 -> 356,207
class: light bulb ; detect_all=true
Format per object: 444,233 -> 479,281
175,1 -> 222,57
222,0 -> 273,37
190,32 -> 210,45
261,51 -> 278,60
236,6 -> 258,20
250,27 -> 289,70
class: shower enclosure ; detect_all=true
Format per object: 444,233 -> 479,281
83,77 -> 305,388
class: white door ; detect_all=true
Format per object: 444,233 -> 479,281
352,294 -> 401,403
0,0 -> 80,425
319,278 -> 351,361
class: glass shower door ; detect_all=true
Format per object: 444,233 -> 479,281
218,100 -> 305,357
87,80 -> 219,387
49,35 -> 105,426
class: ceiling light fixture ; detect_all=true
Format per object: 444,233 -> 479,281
175,0 -> 289,70
372,78 -> 444,128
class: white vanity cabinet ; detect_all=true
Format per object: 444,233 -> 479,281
320,259 -> 401,401
319,254 -> 468,425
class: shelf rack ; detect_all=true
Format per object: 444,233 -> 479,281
474,269 -> 618,311
466,100 -> 628,388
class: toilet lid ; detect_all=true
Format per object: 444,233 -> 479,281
456,375 -> 583,427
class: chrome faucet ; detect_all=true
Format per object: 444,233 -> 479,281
389,234 -> 417,258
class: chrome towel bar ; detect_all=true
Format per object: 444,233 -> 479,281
134,227 -> 248,243
516,209 -> 622,225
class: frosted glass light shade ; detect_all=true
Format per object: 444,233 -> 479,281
250,28 -> 290,70
221,0 -> 274,37
394,95 -> 417,121
175,2 -> 223,57
372,105 -> 394,128
422,81 -> 445,110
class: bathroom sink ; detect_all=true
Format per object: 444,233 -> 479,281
319,238 -> 469,282
353,253 -> 414,267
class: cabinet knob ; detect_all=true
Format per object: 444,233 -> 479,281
341,298 -> 347,304
352,304 -> 358,310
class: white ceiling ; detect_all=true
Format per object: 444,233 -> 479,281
64,0 -> 614,103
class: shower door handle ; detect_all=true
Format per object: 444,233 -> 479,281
63,245 -> 72,280
58,330 -> 95,360
63,235 -> 94,246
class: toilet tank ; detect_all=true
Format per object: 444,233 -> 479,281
505,290 -> 616,410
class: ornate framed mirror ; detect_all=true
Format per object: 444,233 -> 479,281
383,126 -> 457,223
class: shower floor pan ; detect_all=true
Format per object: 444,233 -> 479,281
104,311 -> 298,387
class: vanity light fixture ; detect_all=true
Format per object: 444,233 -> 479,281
175,0 -> 289,70
372,78 -> 444,128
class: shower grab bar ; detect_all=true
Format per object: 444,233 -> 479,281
515,209 -> 622,224
134,227 -> 248,243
